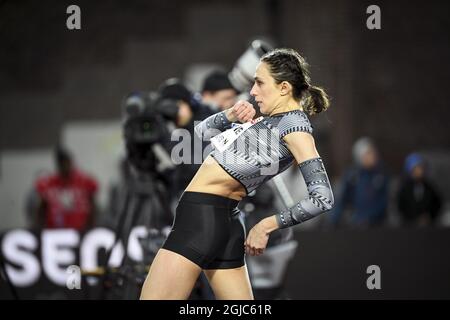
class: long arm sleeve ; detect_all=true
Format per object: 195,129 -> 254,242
276,157 -> 335,228
194,110 -> 233,140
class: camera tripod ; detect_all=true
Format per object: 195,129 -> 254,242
97,168 -> 173,300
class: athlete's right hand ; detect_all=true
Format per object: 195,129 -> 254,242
225,100 -> 256,123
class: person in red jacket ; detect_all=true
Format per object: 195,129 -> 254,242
33,147 -> 98,231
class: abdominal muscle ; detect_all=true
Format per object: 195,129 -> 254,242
184,155 -> 246,201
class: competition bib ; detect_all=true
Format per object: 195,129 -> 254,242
210,117 -> 263,152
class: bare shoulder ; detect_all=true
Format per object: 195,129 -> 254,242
282,131 -> 319,164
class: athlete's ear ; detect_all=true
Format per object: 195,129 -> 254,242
280,81 -> 292,96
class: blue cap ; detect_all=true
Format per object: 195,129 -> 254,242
404,153 -> 424,174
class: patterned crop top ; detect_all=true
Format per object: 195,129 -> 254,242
194,109 -> 313,194
194,109 -> 335,228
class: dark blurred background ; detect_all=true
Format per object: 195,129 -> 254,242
1,0 -> 449,168
1,0 -> 450,299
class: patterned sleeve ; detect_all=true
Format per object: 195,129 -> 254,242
194,110 -> 233,140
276,157 -> 334,228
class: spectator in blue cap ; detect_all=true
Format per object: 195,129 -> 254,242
396,153 -> 442,226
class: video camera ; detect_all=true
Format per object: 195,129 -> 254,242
122,91 -> 178,175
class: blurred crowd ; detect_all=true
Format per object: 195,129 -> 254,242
328,138 -> 443,228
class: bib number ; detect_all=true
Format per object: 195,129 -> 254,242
211,117 -> 263,152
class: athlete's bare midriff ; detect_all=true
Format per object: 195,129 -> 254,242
185,155 -> 247,201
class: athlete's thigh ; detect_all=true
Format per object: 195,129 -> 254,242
140,248 -> 202,300
204,265 -> 254,300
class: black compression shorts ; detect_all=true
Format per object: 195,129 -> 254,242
162,191 -> 245,269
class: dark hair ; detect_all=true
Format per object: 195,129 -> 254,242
261,48 -> 330,115
55,145 -> 72,164
202,71 -> 238,93
158,78 -> 192,105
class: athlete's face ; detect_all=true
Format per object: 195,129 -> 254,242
250,62 -> 281,115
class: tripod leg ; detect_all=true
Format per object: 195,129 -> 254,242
0,252 -> 19,300
98,189 -> 132,299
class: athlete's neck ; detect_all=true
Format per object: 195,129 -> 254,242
269,99 -> 303,116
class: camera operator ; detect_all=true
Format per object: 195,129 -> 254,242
101,92 -> 177,299
158,78 -> 215,200
110,91 -> 176,234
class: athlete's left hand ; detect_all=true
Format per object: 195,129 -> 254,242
245,222 -> 269,256
245,216 -> 278,256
